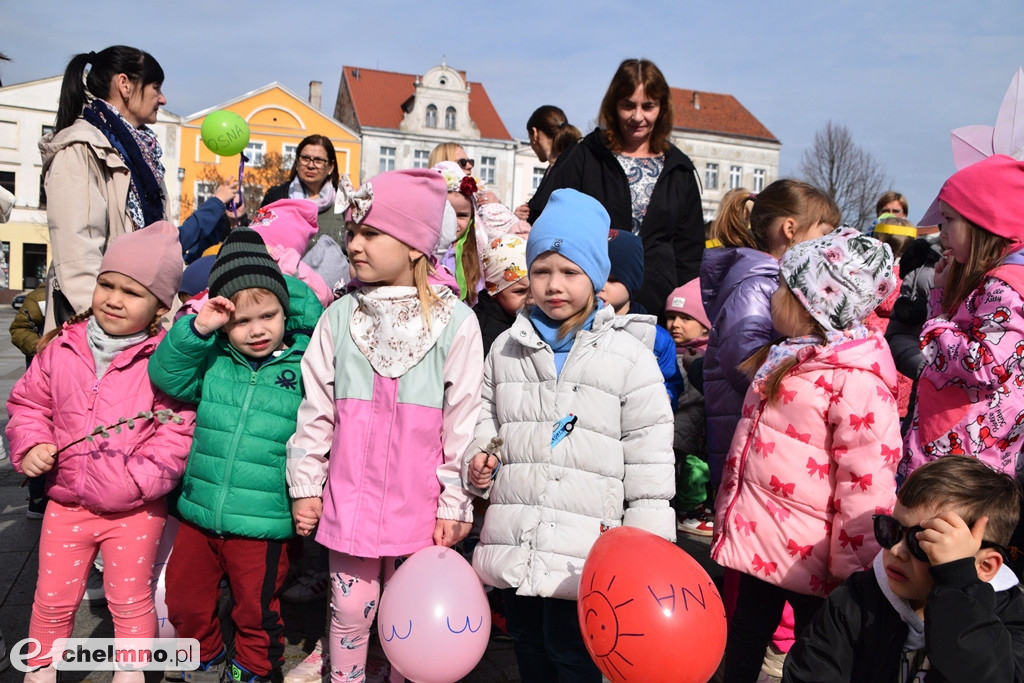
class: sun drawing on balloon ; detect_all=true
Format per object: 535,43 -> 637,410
578,572 -> 646,681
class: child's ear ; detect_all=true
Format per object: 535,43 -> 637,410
409,248 -> 424,263
975,547 -> 1004,582
780,217 -> 798,243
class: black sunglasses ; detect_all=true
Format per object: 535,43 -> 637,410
873,514 -> 1007,562
457,158 -> 475,169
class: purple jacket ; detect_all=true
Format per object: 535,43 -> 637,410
701,247 -> 779,487
7,320 -> 195,513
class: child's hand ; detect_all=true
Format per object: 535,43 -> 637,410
194,296 -> 235,336
22,443 -> 57,477
292,497 -> 323,537
468,451 -> 498,489
514,204 -> 530,221
433,519 -> 472,548
214,177 -> 240,205
916,510 -> 986,566
933,249 -> 954,290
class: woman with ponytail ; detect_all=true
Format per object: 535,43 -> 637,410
39,45 -> 168,332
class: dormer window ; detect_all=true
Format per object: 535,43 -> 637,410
439,77 -> 447,86
426,104 -> 438,128
445,106 -> 456,130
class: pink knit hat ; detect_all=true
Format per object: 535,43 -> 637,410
339,169 -> 448,256
937,154 -> 1024,248
100,220 -> 183,307
664,278 -> 710,330
248,198 -> 318,253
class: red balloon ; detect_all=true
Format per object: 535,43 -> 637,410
577,527 -> 727,683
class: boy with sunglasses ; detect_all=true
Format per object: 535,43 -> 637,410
784,456 -> 1024,682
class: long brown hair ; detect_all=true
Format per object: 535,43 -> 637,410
55,46 -> 164,133
715,179 -> 841,254
711,188 -> 756,249
598,59 -> 674,154
526,105 -> 582,161
940,224 -> 1012,317
37,307 -> 163,354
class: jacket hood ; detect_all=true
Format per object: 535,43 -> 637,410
38,119 -> 120,173
701,247 -> 779,323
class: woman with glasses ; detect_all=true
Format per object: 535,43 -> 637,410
428,141 -> 474,174
261,134 -> 345,245
528,59 -> 705,316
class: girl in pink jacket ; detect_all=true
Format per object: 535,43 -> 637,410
286,169 -> 483,683
711,227 -> 901,683
6,221 -> 194,683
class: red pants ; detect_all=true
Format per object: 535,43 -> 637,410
165,522 -> 289,676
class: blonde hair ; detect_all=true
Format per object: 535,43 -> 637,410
37,307 -> 162,353
428,142 -> 464,168
413,255 -> 444,330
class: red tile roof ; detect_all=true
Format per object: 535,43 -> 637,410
671,88 -> 778,143
341,66 -> 512,140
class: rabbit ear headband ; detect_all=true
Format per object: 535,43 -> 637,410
334,174 -> 374,222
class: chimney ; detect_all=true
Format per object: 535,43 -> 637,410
692,91 -> 700,110
309,81 -> 322,109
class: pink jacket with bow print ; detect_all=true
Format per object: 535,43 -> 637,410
6,320 -> 195,513
711,333 -> 901,596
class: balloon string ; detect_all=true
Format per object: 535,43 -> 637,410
228,153 -> 249,220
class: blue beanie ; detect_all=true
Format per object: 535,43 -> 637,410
179,254 -> 216,297
526,189 -> 611,291
606,229 -> 644,298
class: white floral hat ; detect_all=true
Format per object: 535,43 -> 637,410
482,234 -> 528,294
779,226 -> 896,332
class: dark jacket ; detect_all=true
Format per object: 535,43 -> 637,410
179,197 -> 230,264
529,128 -> 704,315
783,558 -> 1024,683
700,246 -> 779,487
474,290 -> 517,357
9,285 -> 47,358
885,234 -> 943,379
262,181 -> 346,247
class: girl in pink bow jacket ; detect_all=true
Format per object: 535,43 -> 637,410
6,222 -> 194,683
711,227 -> 902,683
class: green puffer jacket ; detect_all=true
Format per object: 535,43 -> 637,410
149,276 -> 324,539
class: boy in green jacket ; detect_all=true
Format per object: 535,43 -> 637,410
149,228 -> 324,683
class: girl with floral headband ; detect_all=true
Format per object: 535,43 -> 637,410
434,160 -> 486,305
475,233 -> 530,355
711,227 -> 902,683
287,169 -> 484,683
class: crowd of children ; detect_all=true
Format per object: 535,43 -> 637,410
7,108 -> 1024,683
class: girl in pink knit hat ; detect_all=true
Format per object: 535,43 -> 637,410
900,154 -> 1024,479
6,221 -> 195,683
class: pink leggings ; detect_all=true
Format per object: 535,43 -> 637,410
327,552 -> 404,683
29,499 -> 167,666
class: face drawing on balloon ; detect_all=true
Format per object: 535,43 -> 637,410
578,573 -> 646,680
378,604 -> 487,645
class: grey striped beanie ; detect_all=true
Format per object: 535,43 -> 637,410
208,228 -> 289,309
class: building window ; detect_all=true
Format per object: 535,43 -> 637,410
195,182 -> 216,208
532,167 -> 546,191
444,107 -> 456,130
752,168 -> 766,193
425,105 -> 438,128
479,157 -> 496,185
379,147 -> 396,173
38,171 -> 46,209
282,143 -> 299,167
1,241 -> 9,289
41,124 -> 54,138
244,141 -> 265,166
729,165 -> 742,190
413,150 -> 430,169
22,243 -> 48,289
0,170 -> 13,194
705,163 -> 718,191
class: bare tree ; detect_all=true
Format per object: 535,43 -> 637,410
799,121 -> 890,231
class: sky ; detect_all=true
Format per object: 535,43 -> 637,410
2,1 -> 1022,224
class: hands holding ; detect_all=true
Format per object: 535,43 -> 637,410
214,177 -> 241,205
292,497 -> 323,537
22,443 -> 57,477
433,519 -> 472,548
194,296 -> 235,336
467,451 -> 498,489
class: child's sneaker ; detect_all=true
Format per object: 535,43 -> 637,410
761,643 -> 787,678
227,659 -> 279,683
677,505 -> 714,537
83,564 -> 106,605
183,648 -> 226,683
283,639 -> 328,683
280,568 -> 330,604
363,658 -> 391,683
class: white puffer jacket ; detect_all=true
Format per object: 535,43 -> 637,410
466,305 -> 676,600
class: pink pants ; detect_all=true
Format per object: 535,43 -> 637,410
327,552 -> 404,683
29,499 -> 167,666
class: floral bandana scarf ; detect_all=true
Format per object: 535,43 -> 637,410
349,285 -> 457,377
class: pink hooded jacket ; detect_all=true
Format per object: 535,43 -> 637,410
6,321 -> 195,513
250,199 -> 334,307
711,333 -> 901,597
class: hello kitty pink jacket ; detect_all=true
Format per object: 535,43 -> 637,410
711,333 -> 901,597
900,269 -> 1024,477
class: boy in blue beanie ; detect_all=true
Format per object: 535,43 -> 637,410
599,228 -> 684,409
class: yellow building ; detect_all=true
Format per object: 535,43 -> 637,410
178,82 -> 361,221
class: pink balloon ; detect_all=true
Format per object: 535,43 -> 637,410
377,546 -> 490,683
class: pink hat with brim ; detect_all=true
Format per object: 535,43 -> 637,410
100,221 -> 183,307
341,169 -> 448,256
936,154 -> 1024,247
664,278 -> 710,330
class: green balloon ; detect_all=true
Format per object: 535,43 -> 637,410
200,110 -> 250,157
